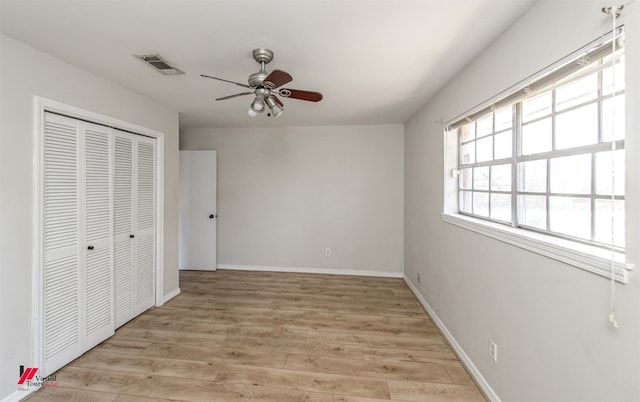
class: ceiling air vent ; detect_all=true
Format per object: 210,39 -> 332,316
134,53 -> 184,75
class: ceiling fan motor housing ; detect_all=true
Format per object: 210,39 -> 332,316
248,71 -> 268,87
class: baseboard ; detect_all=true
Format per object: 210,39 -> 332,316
162,287 -> 181,304
217,264 -> 404,278
1,388 -> 37,402
403,275 -> 500,402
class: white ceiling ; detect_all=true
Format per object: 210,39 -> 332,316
0,0 -> 536,129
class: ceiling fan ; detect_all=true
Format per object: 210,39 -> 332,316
201,48 -> 323,117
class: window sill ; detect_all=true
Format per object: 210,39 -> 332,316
442,212 -> 628,283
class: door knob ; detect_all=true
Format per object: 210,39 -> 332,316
209,214 -> 217,219
87,245 -> 94,250
129,234 -> 135,238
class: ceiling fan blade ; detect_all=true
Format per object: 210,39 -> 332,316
279,88 -> 323,102
263,69 -> 293,89
216,92 -> 253,101
201,74 -> 251,88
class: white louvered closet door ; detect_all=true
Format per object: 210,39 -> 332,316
82,122 -> 114,350
40,109 -> 158,377
134,136 -> 156,315
42,113 -> 82,375
113,131 -> 135,328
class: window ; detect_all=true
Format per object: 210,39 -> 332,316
458,105 -> 514,223
444,31 -> 628,281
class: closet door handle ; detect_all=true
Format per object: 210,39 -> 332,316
87,245 -> 94,250
129,234 -> 135,238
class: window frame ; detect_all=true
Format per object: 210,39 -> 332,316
442,29 -> 630,283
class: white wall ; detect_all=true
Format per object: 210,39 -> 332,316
180,125 -> 404,275
0,34 -> 180,400
404,1 -> 640,401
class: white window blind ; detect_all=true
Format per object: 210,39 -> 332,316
443,29 -> 628,282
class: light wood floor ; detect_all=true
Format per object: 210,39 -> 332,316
28,269 -> 486,401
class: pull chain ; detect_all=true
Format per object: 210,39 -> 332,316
601,4 -> 624,329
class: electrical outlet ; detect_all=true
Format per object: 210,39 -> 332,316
416,273 -> 421,283
325,248 -> 331,256
489,340 -> 498,362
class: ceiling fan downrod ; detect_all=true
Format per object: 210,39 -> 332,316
248,49 -> 272,88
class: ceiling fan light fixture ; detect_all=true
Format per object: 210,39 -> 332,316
250,97 -> 265,112
265,96 -> 283,117
271,105 -> 283,117
248,108 -> 258,117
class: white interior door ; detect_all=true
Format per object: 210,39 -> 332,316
113,131 -> 134,328
82,122 -> 114,350
179,150 -> 217,270
42,113 -> 82,375
134,137 -> 156,314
